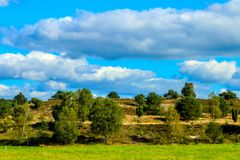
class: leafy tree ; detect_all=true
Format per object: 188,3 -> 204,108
13,92 -> 27,105
12,104 -> 33,143
90,98 -> 122,142
164,106 -> 183,144
0,99 -> 14,133
51,91 -> 66,100
0,99 -> 13,118
219,90 -> 237,100
181,82 -> 196,97
76,89 -> 93,124
134,94 -> 146,106
164,90 -> 180,99
30,98 -> 43,109
218,97 -> 229,117
205,122 -> 223,144
232,109 -> 238,123
54,107 -> 79,144
107,91 -> 120,99
136,106 -> 144,118
209,96 -> 222,119
146,92 -> 161,106
176,97 -> 202,120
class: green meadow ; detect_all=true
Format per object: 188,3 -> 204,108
1,144 -> 240,160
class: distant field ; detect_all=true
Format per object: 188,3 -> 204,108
1,144 -> 240,160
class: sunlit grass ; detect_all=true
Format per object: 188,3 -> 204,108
1,144 -> 240,160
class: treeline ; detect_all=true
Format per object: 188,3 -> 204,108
0,82 -> 239,145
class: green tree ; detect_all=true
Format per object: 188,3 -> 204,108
51,91 -> 65,100
90,98 -> 122,142
136,106 -> 144,118
12,104 -> 33,143
164,90 -> 180,99
209,96 -> 222,119
134,94 -> 146,106
164,106 -> 183,144
219,90 -> 237,100
107,91 -> 120,99
205,122 -> 223,144
181,82 -> 196,97
54,107 -> 79,144
76,89 -> 93,124
219,97 -> 229,117
232,109 -> 238,123
13,92 -> 27,105
145,92 -> 162,115
176,97 -> 202,120
30,98 -> 43,109
0,99 -> 14,133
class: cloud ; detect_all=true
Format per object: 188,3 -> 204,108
179,59 -> 237,83
0,51 -> 213,99
2,0 -> 240,59
0,0 -> 10,7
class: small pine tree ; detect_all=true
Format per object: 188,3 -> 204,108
205,122 -> 223,144
232,109 -> 238,123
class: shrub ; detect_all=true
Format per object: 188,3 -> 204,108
30,98 -> 43,109
136,106 -> 144,118
219,90 -> 237,100
209,96 -> 222,119
205,122 -> 224,144
176,97 -> 202,120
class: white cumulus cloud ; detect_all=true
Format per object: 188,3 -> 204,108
2,0 -> 240,59
179,59 -> 237,83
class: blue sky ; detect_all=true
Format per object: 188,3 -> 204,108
0,0 -> 240,99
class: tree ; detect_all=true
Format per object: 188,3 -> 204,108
107,91 -> 120,99
13,92 -> 27,105
181,82 -> 196,97
219,97 -> 229,117
51,91 -> 65,100
90,98 -> 122,142
219,90 -> 237,100
232,109 -> 238,123
30,98 -> 43,109
176,97 -> 202,120
134,94 -> 146,106
209,96 -> 222,119
164,90 -> 180,99
205,122 -> 223,144
164,106 -> 183,144
76,89 -> 93,124
0,99 -> 14,133
136,106 -> 144,118
12,104 -> 33,143
54,107 -> 79,144
146,92 -> 161,106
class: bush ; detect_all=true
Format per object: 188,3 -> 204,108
205,122 -> 224,144
176,97 -> 202,120
107,91 -> 120,99
136,106 -> 144,118
54,107 -> 79,144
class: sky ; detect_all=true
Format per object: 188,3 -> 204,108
0,0 -> 240,99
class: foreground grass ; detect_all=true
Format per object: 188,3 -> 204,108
1,144 -> 240,160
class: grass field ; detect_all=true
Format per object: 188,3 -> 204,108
1,144 -> 240,160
